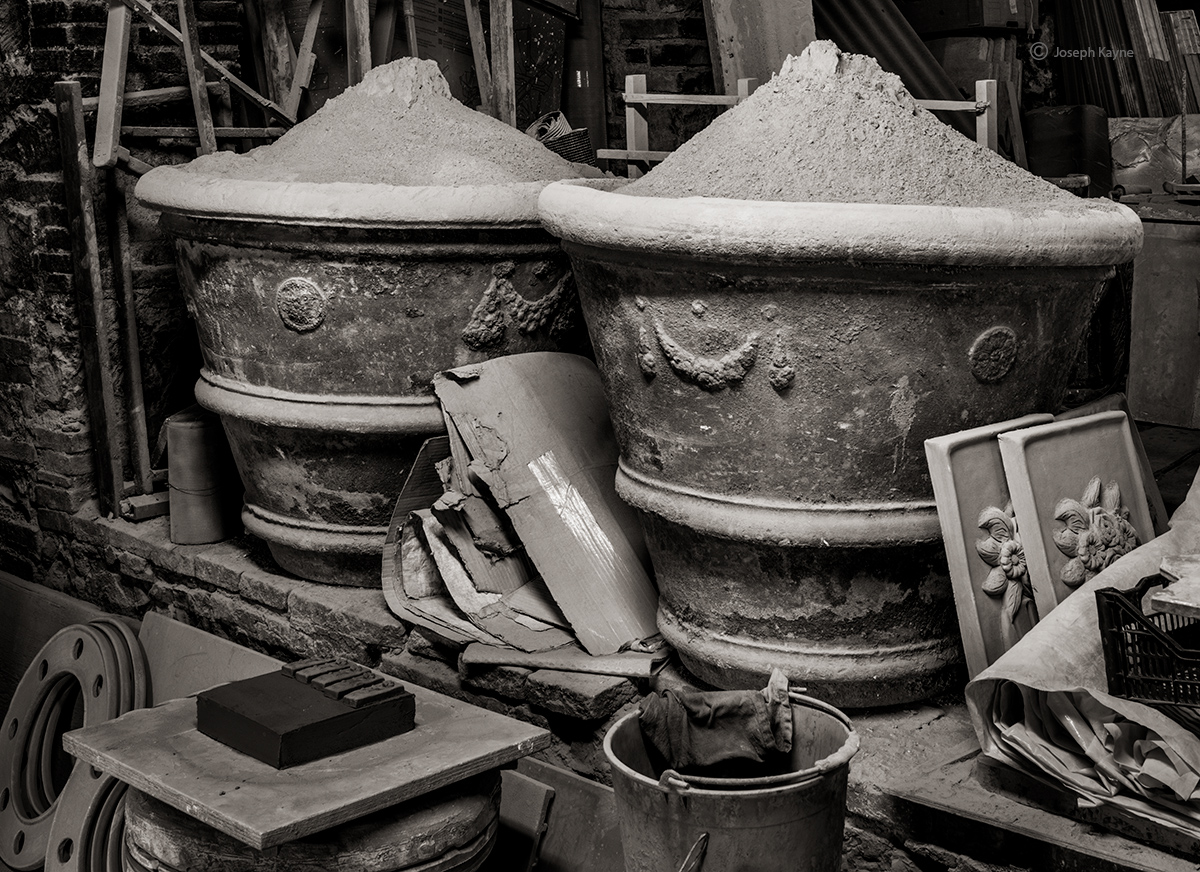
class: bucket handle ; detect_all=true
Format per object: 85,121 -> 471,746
677,832 -> 708,872
658,769 -> 691,793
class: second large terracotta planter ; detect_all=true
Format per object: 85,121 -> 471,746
539,180 -> 1143,706
137,172 -> 594,585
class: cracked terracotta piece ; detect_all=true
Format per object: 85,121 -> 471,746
538,42 -> 1144,705
136,59 -> 603,584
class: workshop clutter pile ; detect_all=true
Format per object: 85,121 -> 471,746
381,353 -> 666,673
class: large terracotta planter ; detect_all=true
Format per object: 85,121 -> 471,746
539,180 -> 1143,706
137,171 -> 597,585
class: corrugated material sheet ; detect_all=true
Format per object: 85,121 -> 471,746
812,0 -> 975,137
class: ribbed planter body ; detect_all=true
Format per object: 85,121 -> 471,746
540,182 -> 1144,706
138,174 -> 592,585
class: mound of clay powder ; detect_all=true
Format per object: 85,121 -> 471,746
626,41 -> 1102,210
179,58 -> 599,186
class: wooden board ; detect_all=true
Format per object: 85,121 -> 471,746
64,684 -> 550,849
516,758 -> 623,872
479,770 -> 554,872
890,751 -> 1200,872
701,0 -> 815,95
924,414 -> 1052,679
998,411 -> 1157,621
460,642 -> 667,677
55,81 -> 124,518
1128,219 -> 1200,429
137,611 -> 280,704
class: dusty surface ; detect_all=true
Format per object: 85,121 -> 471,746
179,58 -> 600,186
627,41 -> 1104,211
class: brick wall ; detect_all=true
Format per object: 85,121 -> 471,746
0,0 -> 238,578
600,0 -> 720,155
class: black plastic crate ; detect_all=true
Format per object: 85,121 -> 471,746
1096,573 -> 1200,734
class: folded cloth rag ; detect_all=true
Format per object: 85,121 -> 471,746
638,668 -> 792,771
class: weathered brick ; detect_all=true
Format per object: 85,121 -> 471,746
0,438 -> 36,463
32,481 -> 91,512
287,583 -> 408,649
189,539 -> 249,592
239,563 -> 299,611
620,16 -> 681,42
31,425 -> 89,453
37,446 -> 92,476
0,516 -> 39,551
649,41 -> 710,67
35,467 -> 91,490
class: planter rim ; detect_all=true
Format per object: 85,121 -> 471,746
136,166 -> 625,229
538,179 -> 1145,267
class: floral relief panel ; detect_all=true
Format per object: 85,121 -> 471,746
997,410 -> 1157,621
926,414 -> 1053,679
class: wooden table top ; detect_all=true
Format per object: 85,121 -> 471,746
64,681 -> 550,849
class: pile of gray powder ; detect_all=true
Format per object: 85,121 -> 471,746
179,58 -> 601,186
626,41 -> 1101,210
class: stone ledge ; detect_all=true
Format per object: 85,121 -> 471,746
58,505 -> 641,748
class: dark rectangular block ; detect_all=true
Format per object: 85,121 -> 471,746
196,670 -> 416,769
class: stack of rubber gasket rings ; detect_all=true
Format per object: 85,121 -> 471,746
0,619 -> 149,872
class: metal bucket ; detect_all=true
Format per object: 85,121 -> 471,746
603,695 -> 859,872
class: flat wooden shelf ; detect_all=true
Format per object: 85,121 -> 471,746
64,685 -> 550,849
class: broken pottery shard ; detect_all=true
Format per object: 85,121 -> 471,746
433,353 -> 659,656
420,511 -> 575,653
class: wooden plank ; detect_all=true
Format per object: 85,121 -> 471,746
480,770 -> 554,872
345,0 -> 372,86
371,0 -> 398,66
463,0 -> 495,115
283,0 -> 323,118
83,83 -> 223,112
461,642 -> 668,677
891,752 -> 1199,872
64,686 -> 550,849
623,74 -> 649,179
490,0 -> 516,125
0,571 -> 117,720
115,146 -> 153,176
104,170 -> 152,494
120,126 -> 286,138
596,148 -> 672,162
256,0 -> 296,102
177,0 -> 217,154
54,81 -> 124,518
516,758 -> 623,872
93,0 -> 133,168
622,92 -> 739,106
137,611 -> 280,704
914,98 -> 981,112
975,79 -> 998,153
1005,80 -> 1028,169
118,0 -> 295,124
700,0 -> 815,96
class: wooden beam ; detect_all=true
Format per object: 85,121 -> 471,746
259,0 -> 296,101
120,126 -> 286,138
490,0 -> 516,125
402,0 -> 419,59
463,0 -> 495,116
118,0 -> 295,124
623,74 -> 649,178
93,0 -> 133,168
975,78 -> 999,154
83,83 -> 224,112
371,0 -> 398,66
345,0 -> 372,85
622,92 -> 740,106
104,171 -> 153,495
177,0 -> 218,154
54,82 -> 124,519
285,0 -> 324,118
